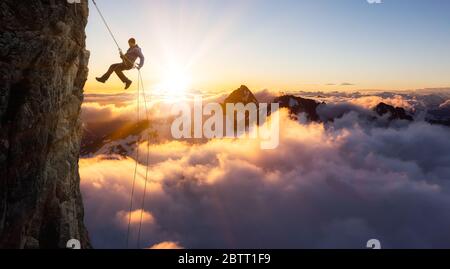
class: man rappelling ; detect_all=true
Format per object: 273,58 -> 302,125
96,38 -> 145,89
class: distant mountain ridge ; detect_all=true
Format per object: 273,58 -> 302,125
80,86 -> 450,159
81,120 -> 150,156
221,85 -> 417,124
273,95 -> 322,122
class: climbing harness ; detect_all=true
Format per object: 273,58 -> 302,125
90,0 -> 151,249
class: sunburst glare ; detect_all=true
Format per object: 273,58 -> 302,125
153,64 -> 192,102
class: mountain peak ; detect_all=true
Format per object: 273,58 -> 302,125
374,102 -> 413,121
273,95 -> 322,122
224,85 -> 258,105
239,85 -> 251,92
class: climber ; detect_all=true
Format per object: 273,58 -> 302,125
96,38 -> 145,89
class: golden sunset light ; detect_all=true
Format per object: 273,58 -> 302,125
2,0 -> 450,259
153,64 -> 192,100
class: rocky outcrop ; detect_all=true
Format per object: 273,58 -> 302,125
374,102 -> 413,121
273,95 -> 322,122
0,1 -> 90,248
426,101 -> 450,127
81,120 -> 151,156
221,85 -> 259,133
224,85 -> 258,105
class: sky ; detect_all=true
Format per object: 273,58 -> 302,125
85,0 -> 450,94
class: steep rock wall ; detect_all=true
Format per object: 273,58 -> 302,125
0,0 -> 90,248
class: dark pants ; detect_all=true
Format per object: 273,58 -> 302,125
99,62 -> 133,83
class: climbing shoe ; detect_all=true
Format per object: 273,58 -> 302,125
96,77 -> 106,83
125,80 -> 132,90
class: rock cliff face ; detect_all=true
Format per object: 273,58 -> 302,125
0,1 -> 90,248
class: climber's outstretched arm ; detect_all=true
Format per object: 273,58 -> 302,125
137,50 -> 145,69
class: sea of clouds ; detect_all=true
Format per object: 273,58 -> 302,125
79,90 -> 450,249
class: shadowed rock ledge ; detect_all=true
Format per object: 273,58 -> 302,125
0,0 -> 90,248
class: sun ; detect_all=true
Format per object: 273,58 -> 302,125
155,65 -> 192,101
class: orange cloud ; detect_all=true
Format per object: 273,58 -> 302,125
80,108 -> 450,249
350,95 -> 411,110
79,156 -> 164,196
116,209 -> 155,227
148,241 -> 184,249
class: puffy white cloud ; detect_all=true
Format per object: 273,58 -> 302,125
116,210 -> 156,227
81,93 -> 181,124
349,95 -> 412,110
81,102 -> 137,122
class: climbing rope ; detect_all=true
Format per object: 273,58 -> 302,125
127,71 -> 152,249
90,0 -> 152,249
126,71 -> 140,249
136,70 -> 151,249
91,0 -> 123,53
